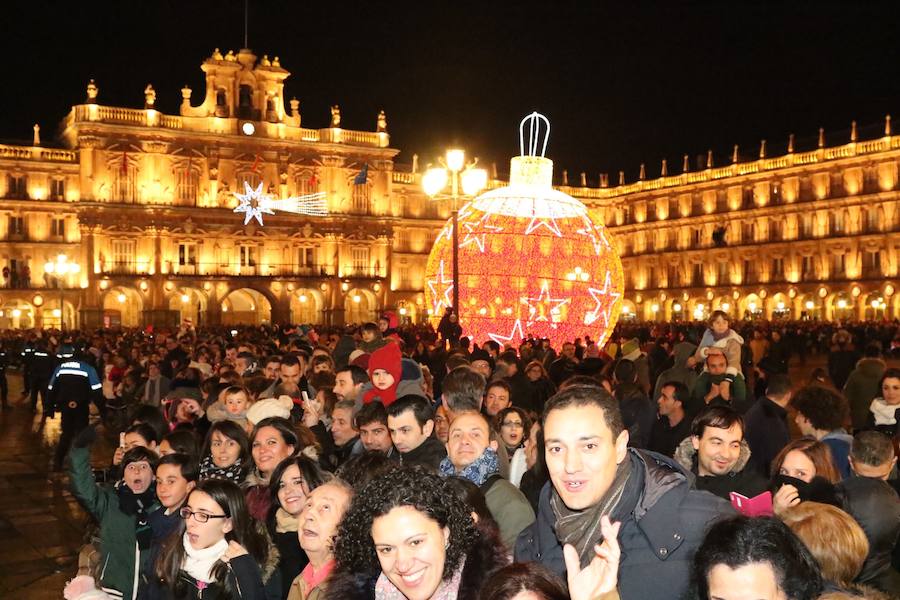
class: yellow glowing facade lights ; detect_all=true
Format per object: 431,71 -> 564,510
424,113 -> 624,348
117,293 -> 127,303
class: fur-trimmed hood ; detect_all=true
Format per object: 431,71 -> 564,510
673,436 -> 752,475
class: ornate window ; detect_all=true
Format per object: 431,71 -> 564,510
177,168 -> 200,204
115,164 -> 137,203
50,178 -> 65,201
350,247 -> 370,276
111,239 -> 135,273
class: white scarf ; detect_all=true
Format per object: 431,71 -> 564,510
870,398 -> 899,426
182,532 -> 229,583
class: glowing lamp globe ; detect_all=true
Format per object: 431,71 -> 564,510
424,113 -> 624,348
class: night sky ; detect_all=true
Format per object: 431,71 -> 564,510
3,1 -> 900,184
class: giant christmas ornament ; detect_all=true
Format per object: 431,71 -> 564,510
424,113 -> 624,348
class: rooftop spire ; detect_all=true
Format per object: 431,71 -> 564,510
886,114 -> 892,136
850,120 -> 858,142
682,154 -> 689,173
759,139 -> 766,159
788,133 -> 795,153
706,150 -> 713,169
639,163 -> 646,180
661,159 -> 668,177
818,127 -> 825,148
732,144 -> 739,164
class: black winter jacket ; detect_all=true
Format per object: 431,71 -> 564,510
836,476 -> 900,596
514,449 -> 734,600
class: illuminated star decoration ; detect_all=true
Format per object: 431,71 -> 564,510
584,271 -> 621,327
233,182 -> 328,226
488,319 -> 526,347
233,182 -> 275,226
521,281 -> 570,326
459,217 -> 503,253
525,213 -> 562,237
426,260 -> 454,314
576,217 -> 611,256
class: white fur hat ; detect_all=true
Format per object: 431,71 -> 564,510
246,395 -> 293,424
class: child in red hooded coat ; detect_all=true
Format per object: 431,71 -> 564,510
362,342 -> 425,407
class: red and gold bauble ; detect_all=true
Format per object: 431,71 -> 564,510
425,147 -> 624,348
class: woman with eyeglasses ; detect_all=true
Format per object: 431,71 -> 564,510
154,479 -> 280,599
494,407 -> 532,487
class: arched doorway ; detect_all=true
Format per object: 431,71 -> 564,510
345,288 -> 376,324
741,294 -> 763,320
771,292 -> 791,320
830,292 -> 854,322
103,287 -> 143,327
290,289 -> 323,324
169,287 -> 207,327
619,299 -> 638,323
38,298 -> 77,329
222,288 -> 272,324
863,292 -> 887,320
0,298 -> 36,328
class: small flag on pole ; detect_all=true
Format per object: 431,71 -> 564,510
250,154 -> 262,174
308,173 -> 318,187
353,164 -> 368,185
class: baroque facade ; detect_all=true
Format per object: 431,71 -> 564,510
0,47 -> 896,328
0,48 -> 449,329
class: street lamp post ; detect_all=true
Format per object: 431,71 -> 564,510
422,149 -> 488,315
44,254 -> 80,330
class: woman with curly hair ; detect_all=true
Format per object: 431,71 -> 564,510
324,467 -> 509,600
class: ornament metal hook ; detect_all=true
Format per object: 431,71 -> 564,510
519,112 -> 550,158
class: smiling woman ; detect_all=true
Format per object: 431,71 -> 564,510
324,467 -> 509,600
267,456 -> 329,599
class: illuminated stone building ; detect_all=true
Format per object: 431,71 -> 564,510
0,47 -> 896,328
543,123 -> 899,323
0,48 -> 445,328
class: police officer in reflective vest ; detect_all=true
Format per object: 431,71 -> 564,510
30,340 -> 56,414
47,351 -> 102,471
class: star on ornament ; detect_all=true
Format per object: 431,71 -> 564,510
233,182 -> 275,226
488,319 -> 526,347
584,271 -> 620,327
525,214 -> 562,237
426,260 -> 454,314
521,282 -> 570,325
459,219 -> 503,253
576,218 -> 611,256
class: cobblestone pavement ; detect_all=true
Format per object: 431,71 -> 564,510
0,371 -> 113,599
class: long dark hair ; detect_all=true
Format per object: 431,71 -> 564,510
156,479 -> 270,590
266,455 -> 328,531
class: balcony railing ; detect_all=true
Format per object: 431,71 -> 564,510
100,262 -> 340,278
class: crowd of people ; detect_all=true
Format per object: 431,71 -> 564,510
3,308 -> 900,599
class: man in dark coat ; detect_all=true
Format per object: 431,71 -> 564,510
672,406 -> 768,501
515,384 -> 733,600
613,359 -> 655,449
743,374 -> 792,478
837,431 -> 900,597
647,381 -> 691,458
386,395 -> 446,471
